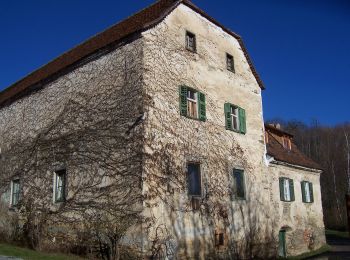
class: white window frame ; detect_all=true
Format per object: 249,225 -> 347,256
283,178 -> 291,201
53,170 -> 66,203
304,182 -> 311,203
187,89 -> 198,119
230,106 -> 240,131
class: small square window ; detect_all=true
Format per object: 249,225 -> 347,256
226,53 -> 234,72
186,31 -> 196,52
54,170 -> 66,202
215,232 -> 225,247
10,179 -> 20,207
187,163 -> 201,197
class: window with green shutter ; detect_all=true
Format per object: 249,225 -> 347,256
301,181 -> 314,203
224,103 -> 246,134
179,86 -> 206,122
279,177 -> 294,202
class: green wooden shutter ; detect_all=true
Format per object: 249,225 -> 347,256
309,182 -> 314,203
239,107 -> 246,134
224,103 -> 232,130
198,92 -> 206,121
279,178 -> 285,201
301,181 -> 306,203
289,179 -> 295,201
179,86 -> 188,116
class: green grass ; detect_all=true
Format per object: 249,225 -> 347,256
283,245 -> 331,259
0,243 -> 84,260
325,229 -> 350,238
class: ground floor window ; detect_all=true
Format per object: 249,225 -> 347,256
54,170 -> 66,202
187,163 -> 201,197
232,169 -> 246,200
10,179 -> 20,207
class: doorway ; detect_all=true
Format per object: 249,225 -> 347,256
278,229 -> 286,258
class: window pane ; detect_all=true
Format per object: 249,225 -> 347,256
188,163 -> 201,196
226,54 -> 234,71
55,171 -> 66,201
233,170 -> 245,199
12,180 -> 20,206
187,90 -> 198,118
305,182 -> 310,202
284,179 -> 290,201
187,90 -> 196,100
186,32 -> 196,51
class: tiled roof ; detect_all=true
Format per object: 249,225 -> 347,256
0,0 -> 264,108
265,125 -> 322,170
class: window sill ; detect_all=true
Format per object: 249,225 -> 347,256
185,47 -> 197,53
281,200 -> 294,203
231,197 -> 246,201
226,127 -> 245,135
182,115 -> 206,122
8,206 -> 18,211
54,199 -> 66,204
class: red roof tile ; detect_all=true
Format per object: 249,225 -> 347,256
0,0 -> 264,108
266,126 -> 322,170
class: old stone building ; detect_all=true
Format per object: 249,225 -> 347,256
0,0 -> 325,258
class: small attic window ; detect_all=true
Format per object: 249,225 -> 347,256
282,137 -> 291,150
226,53 -> 235,72
186,31 -> 196,52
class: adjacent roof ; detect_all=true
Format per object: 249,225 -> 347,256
0,0 -> 264,108
265,125 -> 322,170
265,124 -> 293,138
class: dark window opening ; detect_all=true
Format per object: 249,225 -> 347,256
187,163 -> 201,197
186,31 -> 196,52
226,53 -> 234,72
215,232 -> 225,247
232,169 -> 245,199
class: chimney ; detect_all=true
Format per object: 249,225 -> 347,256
268,123 -> 281,129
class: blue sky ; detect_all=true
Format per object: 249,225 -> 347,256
0,0 -> 349,125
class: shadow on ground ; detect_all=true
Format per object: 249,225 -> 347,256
307,234 -> 350,259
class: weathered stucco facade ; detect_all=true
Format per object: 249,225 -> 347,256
0,0 -> 325,258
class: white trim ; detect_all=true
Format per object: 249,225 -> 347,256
283,179 -> 291,201
53,172 -> 57,203
269,159 -> 322,174
9,181 -> 13,207
10,179 -> 20,207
